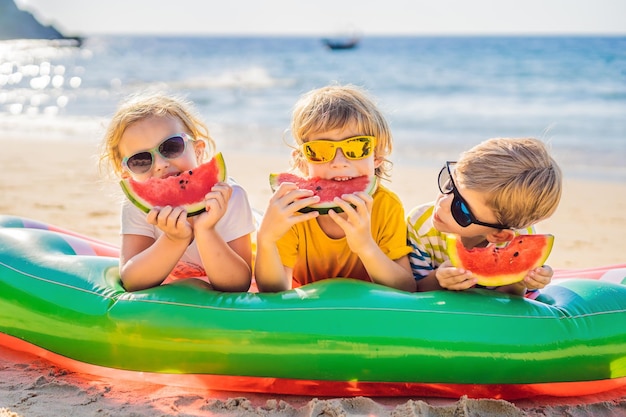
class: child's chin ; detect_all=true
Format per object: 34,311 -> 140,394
432,213 -> 448,232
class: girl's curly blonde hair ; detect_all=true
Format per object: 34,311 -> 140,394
99,92 -> 215,178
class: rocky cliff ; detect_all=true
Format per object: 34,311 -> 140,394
0,0 -> 76,40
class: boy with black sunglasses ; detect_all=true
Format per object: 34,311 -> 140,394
407,137 -> 562,296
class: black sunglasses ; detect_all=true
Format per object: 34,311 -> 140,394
122,133 -> 192,175
438,161 -> 510,230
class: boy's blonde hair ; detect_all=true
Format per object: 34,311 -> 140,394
455,137 -> 562,229
99,92 -> 215,178
289,84 -> 393,179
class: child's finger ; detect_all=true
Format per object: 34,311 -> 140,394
285,195 -> 320,214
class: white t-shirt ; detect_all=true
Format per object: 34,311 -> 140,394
121,178 -> 256,267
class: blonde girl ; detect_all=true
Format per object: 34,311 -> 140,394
100,92 -> 254,292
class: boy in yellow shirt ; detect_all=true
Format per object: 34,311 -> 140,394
255,85 -> 414,292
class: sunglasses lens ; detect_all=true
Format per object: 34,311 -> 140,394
125,135 -> 187,174
159,136 -> 186,158
438,167 -> 453,193
303,142 -> 334,163
343,137 -> 373,160
126,152 -> 153,174
302,137 -> 374,163
451,194 -> 472,227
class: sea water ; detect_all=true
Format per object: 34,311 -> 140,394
0,36 -> 624,181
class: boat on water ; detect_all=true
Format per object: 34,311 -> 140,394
322,36 -> 360,50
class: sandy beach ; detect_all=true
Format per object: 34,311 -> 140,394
1,135 -> 625,416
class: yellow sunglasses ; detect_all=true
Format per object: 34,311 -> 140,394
301,136 -> 377,163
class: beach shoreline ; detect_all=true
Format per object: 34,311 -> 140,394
1,135 -> 625,268
1,134 -> 625,416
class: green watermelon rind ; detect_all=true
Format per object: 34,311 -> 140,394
119,152 -> 226,217
269,173 -> 378,215
446,234 -> 554,287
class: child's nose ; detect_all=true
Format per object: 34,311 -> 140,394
152,152 -> 170,171
436,191 -> 453,206
330,148 -> 349,165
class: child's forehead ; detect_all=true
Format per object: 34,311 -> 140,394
308,118 -> 361,135
307,125 -> 362,141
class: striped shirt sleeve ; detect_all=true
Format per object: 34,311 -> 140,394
407,203 -> 448,280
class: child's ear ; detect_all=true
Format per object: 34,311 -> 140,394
486,229 -> 516,244
374,157 -> 384,169
291,149 -> 309,176
193,140 -> 206,161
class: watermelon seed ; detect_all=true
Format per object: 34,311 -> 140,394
508,251 -> 520,264
315,186 -> 322,191
189,170 -> 193,175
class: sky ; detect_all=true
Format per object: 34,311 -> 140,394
14,0 -> 626,37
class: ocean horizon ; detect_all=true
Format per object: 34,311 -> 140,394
1,35 -> 624,181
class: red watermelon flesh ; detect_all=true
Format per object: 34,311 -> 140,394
446,234 -> 554,287
120,153 -> 226,217
269,173 -> 378,214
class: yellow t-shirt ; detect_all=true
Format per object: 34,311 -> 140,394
276,184 -> 411,286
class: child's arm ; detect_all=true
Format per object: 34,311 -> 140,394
330,192 -> 416,292
196,231 -> 252,292
120,206 -> 193,291
359,251 -> 416,292
194,182 -> 252,292
415,270 -> 444,291
255,182 -> 319,292
254,240 -> 294,292
407,216 -> 445,292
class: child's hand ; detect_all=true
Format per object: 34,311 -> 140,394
328,192 -> 375,254
524,265 -> 553,290
194,182 -> 232,230
147,206 -> 193,242
435,260 -> 477,290
257,182 -> 319,244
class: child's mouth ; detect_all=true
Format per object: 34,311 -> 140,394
161,171 -> 180,179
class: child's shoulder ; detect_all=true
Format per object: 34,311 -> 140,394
373,183 -> 405,207
224,177 -> 254,213
407,202 -> 435,223
407,202 -> 438,236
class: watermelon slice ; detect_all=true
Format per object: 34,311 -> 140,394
269,173 -> 378,214
120,153 -> 226,217
446,234 -> 554,287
